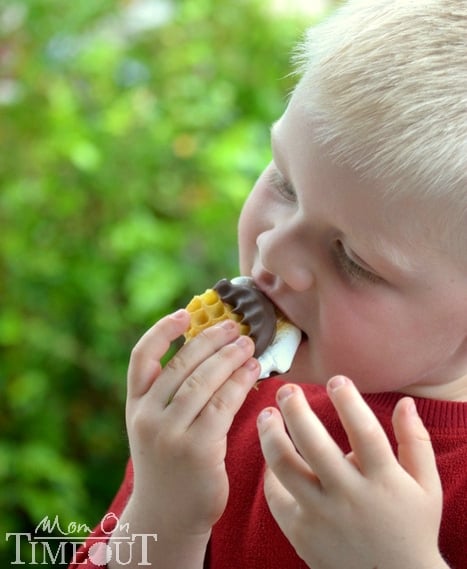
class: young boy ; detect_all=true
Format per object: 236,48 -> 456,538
71,1 -> 467,567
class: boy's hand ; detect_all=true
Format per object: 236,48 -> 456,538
126,309 -> 259,540
257,377 -> 449,569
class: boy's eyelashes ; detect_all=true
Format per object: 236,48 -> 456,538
333,240 -> 382,284
265,165 -> 382,286
267,167 -> 296,201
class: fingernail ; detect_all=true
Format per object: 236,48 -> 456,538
328,375 -> 348,392
235,336 -> 249,348
277,384 -> 296,402
172,309 -> 187,319
220,319 -> 236,331
406,398 -> 418,416
244,358 -> 259,371
257,408 -> 273,424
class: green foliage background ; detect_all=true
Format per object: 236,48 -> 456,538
1,0 -> 336,564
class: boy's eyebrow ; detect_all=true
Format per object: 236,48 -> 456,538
270,121 -> 281,150
270,121 -> 280,145
270,120 -> 279,135
270,121 -> 287,170
361,236 -> 418,274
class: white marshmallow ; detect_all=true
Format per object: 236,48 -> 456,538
257,319 -> 301,379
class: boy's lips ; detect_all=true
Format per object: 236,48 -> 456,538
268,294 -> 309,352
254,280 -> 306,337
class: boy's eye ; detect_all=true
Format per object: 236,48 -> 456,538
333,240 -> 382,284
267,168 -> 296,202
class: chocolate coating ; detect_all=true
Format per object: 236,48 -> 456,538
213,278 -> 276,357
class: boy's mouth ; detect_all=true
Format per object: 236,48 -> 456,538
252,280 -> 302,334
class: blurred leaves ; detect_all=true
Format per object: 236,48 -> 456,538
0,0 -> 334,563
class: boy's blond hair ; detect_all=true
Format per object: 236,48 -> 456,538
294,0 -> 467,217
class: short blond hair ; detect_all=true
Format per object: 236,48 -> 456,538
293,0 -> 467,213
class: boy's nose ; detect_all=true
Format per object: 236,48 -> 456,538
256,229 -> 314,292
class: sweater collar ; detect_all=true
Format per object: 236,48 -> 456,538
363,391 -> 467,431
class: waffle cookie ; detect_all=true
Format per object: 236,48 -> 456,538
184,276 -> 301,379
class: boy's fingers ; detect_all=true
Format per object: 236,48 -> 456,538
272,385 -> 355,490
392,397 -> 441,493
258,405 -> 322,501
326,376 -> 396,476
164,333 -> 256,430
150,320 -> 244,412
263,467 -> 296,531
191,357 -> 260,439
127,310 -> 191,399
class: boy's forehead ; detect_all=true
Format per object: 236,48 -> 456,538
270,91 -> 325,155
268,105 -> 448,276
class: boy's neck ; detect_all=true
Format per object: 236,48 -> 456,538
399,374 -> 467,402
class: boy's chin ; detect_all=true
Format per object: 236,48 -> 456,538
277,335 -> 319,385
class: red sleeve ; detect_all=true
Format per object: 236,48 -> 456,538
69,460 -> 134,568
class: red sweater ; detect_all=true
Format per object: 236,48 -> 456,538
70,379 -> 467,568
